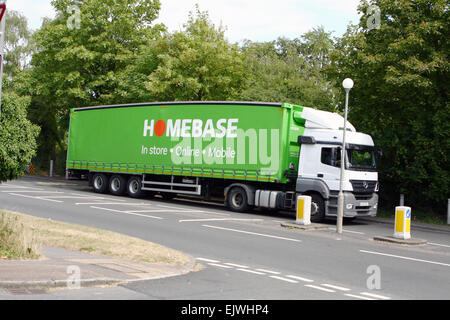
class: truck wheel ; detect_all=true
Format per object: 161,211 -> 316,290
109,175 -> 126,196
310,193 -> 325,222
92,173 -> 109,194
227,187 -> 249,213
127,176 -> 143,198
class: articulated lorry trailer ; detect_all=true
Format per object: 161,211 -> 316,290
66,101 -> 379,221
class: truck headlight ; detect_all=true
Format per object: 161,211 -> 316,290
346,204 -> 353,209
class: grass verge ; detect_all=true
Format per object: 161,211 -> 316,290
0,210 -> 192,268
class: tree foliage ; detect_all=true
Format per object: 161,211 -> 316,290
326,0 -> 449,211
116,6 -> 246,102
241,27 -> 337,111
3,10 -> 35,78
0,92 -> 40,181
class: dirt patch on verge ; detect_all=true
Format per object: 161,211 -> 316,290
0,210 -> 192,268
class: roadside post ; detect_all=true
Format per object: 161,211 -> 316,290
447,199 -> 449,225
0,0 -> 6,118
393,206 -> 411,240
296,195 -> 311,225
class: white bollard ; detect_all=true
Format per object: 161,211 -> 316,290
296,195 -> 311,225
393,206 -> 411,240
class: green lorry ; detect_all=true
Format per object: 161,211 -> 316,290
67,101 -> 379,221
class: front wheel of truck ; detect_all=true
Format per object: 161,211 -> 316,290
310,193 -> 325,222
127,176 -> 144,198
227,187 -> 249,213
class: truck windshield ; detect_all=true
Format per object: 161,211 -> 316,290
346,146 -> 377,171
321,145 -> 377,171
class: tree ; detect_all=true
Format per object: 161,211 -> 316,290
240,27 -> 337,111
326,0 -> 449,212
117,6 -> 246,102
0,91 -> 40,181
22,0 -> 163,172
3,10 -> 35,78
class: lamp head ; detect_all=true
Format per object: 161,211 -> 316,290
342,78 -> 354,90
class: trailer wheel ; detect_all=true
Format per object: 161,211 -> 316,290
310,193 -> 325,222
227,187 -> 249,213
127,176 -> 143,198
109,175 -> 126,196
92,173 -> 109,194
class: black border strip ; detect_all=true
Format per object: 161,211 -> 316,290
73,101 -> 283,112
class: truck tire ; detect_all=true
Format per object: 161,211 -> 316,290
92,173 -> 109,194
127,176 -> 143,198
227,187 -> 249,213
310,193 -> 325,222
109,175 -> 127,196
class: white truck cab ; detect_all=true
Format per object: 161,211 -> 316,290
296,107 -> 379,221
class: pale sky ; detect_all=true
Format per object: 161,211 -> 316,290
7,0 -> 362,42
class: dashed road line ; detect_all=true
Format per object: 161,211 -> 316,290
360,249 -> 450,267
224,263 -> 249,268
286,275 -> 314,283
8,193 -> 63,203
196,258 -> 220,263
269,276 -> 299,283
255,268 -> 280,275
304,284 -> 336,293
237,268 -> 266,275
202,225 -> 302,243
345,293 -> 376,300
321,284 -> 351,291
179,218 -> 262,223
428,242 -> 450,248
360,292 -> 391,300
89,206 -> 163,220
208,263 -> 234,269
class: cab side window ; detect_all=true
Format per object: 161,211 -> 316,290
321,148 -> 333,166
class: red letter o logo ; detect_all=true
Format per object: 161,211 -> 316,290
154,120 -> 166,137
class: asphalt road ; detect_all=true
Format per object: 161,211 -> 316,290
0,176 -> 449,300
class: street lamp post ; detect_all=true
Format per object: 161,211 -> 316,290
336,78 -> 354,234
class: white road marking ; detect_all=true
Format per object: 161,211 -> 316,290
89,206 -> 163,220
157,204 -> 230,216
304,284 -> 336,293
255,268 -> 280,275
237,268 -> 266,275
270,276 -> 299,283
428,242 -> 450,248
40,196 -> 105,199
179,218 -> 262,223
286,275 -> 314,283
1,190 -> 53,193
328,227 -> 365,235
8,193 -> 63,203
127,209 -> 199,214
224,263 -> 249,268
360,249 -> 450,267
76,202 -> 149,205
70,193 -> 127,201
345,293 -> 376,300
196,258 -> 220,263
321,284 -> 351,291
202,225 -> 302,243
360,292 -> 391,300
0,185 -> 41,189
208,263 -> 233,269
